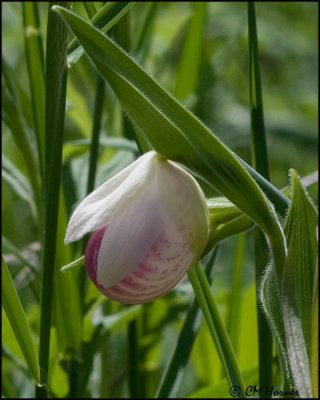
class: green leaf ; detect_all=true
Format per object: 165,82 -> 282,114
23,2 -> 45,174
52,5 -> 287,285
248,2 -> 269,179
68,2 -> 136,65
188,365 -> 259,398
2,55 -> 34,129
226,234 -> 245,353
132,2 -> 159,61
188,264 -> 246,396
2,236 -> 40,279
260,170 -> 318,395
156,248 -> 218,398
259,263 -> 293,391
281,169 -> 318,397
36,3 -> 71,397
92,305 -> 142,333
206,198 -> 253,250
82,1 -> 97,19
2,155 -> 37,221
174,2 -> 207,102
2,257 -> 40,383
53,190 -> 82,355
2,85 -> 42,218
62,137 -> 139,163
248,4 -> 273,389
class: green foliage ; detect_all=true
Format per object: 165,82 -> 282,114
2,2 -> 317,398
2,257 -> 40,384
260,170 -> 318,396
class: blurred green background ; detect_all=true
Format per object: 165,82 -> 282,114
2,2 -> 318,398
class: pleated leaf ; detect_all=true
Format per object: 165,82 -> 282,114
260,170 -> 318,395
282,170 -> 318,397
2,257 -> 40,383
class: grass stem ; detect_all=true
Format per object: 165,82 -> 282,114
248,3 -> 273,396
35,2 -> 71,397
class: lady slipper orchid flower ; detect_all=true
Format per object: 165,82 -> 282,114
65,151 -> 209,304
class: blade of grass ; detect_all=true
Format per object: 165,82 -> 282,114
248,3 -> 273,395
54,189 -> 83,397
248,2 -> 269,180
2,55 -> 34,128
77,74 -> 106,391
237,158 -> 289,217
62,137 -> 138,163
127,317 -> 142,397
156,247 -> 219,398
174,2 -> 207,102
36,2 -> 71,398
254,230 -> 273,395
86,75 -> 105,194
2,257 -> 40,384
23,2 -> 45,176
281,170 -> 317,397
68,2 -> 136,64
132,2 -> 158,61
225,234 -> 245,353
188,264 -> 246,397
3,345 -> 31,378
82,1 -> 97,18
2,155 -> 37,222
2,237 -> 40,279
2,86 -> 42,223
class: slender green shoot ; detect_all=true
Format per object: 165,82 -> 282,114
156,247 -> 219,398
22,2 -> 45,178
36,2 -> 71,398
248,2 -> 273,396
188,264 -> 246,397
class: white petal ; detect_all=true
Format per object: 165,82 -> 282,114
101,209 -> 195,304
65,151 -> 156,243
96,181 -> 163,287
156,158 -> 209,257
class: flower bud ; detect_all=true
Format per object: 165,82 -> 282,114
65,151 -> 209,304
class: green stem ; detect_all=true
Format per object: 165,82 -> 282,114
188,265 -> 246,397
128,318 -> 141,397
79,74 -> 106,307
248,2 -> 273,396
226,234 -> 245,353
86,75 -> 105,194
238,158 -> 289,217
248,2 -> 269,180
156,247 -> 219,398
36,2 -> 71,398
83,1 -> 97,18
22,2 -> 45,178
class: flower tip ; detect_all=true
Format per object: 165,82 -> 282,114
64,228 -> 76,245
